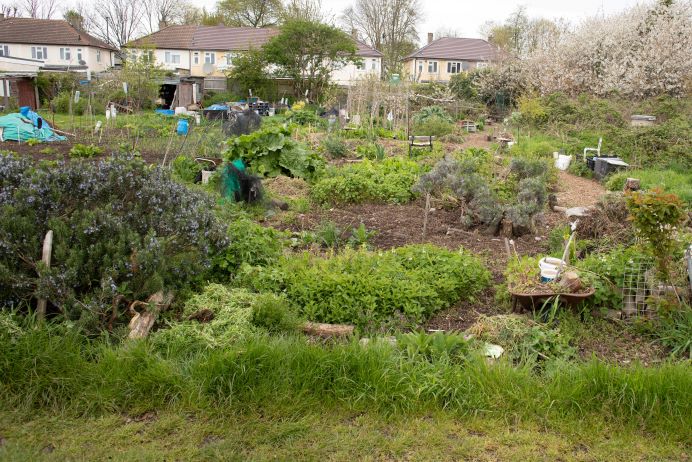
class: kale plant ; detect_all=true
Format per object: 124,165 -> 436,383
0,153 -> 227,330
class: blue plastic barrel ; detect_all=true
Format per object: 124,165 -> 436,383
176,119 -> 189,135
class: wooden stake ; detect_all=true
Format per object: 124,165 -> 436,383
422,192 -> 431,238
36,230 -> 53,320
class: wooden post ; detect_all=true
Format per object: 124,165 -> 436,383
422,192 -> 431,238
36,230 -> 53,320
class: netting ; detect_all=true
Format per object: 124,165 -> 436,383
220,159 -> 263,203
222,109 -> 262,137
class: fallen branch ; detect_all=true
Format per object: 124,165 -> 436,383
128,291 -> 174,339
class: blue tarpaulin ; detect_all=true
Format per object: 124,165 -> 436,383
0,107 -> 66,142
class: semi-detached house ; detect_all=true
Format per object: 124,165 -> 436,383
126,25 -> 383,106
404,34 -> 499,83
0,17 -> 117,109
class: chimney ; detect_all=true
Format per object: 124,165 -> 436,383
427,32 -> 433,44
159,20 -> 167,30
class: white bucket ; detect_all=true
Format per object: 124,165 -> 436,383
174,106 -> 187,115
540,268 -> 558,283
268,108 -> 276,116
201,170 -> 214,184
555,154 -> 572,171
539,257 -> 566,273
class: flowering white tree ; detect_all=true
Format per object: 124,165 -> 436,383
525,1 -> 692,98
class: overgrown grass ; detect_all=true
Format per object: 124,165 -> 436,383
606,169 -> 692,205
1,322 -> 690,441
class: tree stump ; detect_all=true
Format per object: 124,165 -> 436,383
128,291 -> 174,339
624,178 -> 641,192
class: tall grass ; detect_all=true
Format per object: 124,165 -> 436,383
1,325 -> 690,439
606,169 -> 692,205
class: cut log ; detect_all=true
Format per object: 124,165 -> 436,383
302,322 -> 354,338
128,291 -> 174,340
624,178 -> 640,192
559,271 -> 582,292
500,218 -> 513,238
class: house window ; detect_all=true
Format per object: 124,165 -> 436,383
447,62 -> 462,74
204,52 -> 215,64
96,50 -> 101,62
356,59 -> 364,70
165,51 -> 181,64
60,47 -> 72,61
417,61 -> 423,74
193,52 -> 199,65
225,53 -> 232,65
77,48 -> 83,62
31,46 -> 48,60
0,45 -> 8,57
427,61 -> 438,73
476,62 -> 488,70
370,59 -> 377,70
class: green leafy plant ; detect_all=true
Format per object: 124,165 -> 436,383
321,136 -> 349,158
626,188 -> 685,280
212,218 -> 285,278
348,223 -> 376,249
315,220 -> 343,249
68,143 -> 104,158
397,331 -> 470,363
223,125 -> 323,179
413,106 -> 453,124
238,244 -> 490,330
26,138 -> 41,146
172,155 -> 201,183
311,158 -> 423,205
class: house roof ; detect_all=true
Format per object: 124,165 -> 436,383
355,39 -> 383,58
128,25 -> 384,57
405,37 -> 497,61
0,18 -> 117,51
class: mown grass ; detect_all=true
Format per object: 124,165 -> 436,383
1,325 -> 690,443
1,407 -> 688,461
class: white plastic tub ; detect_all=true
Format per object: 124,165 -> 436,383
539,257 -> 566,273
555,154 -> 572,171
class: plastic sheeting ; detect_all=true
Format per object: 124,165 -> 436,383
0,108 -> 66,142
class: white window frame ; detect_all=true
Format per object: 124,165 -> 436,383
370,59 -> 377,70
204,52 -> 215,64
31,46 -> 48,60
193,52 -> 199,65
417,61 -> 423,74
0,45 -> 8,57
96,50 -> 101,62
225,53 -> 233,66
428,61 -> 438,74
476,62 -> 489,70
164,51 -> 181,64
77,48 -> 83,62
447,62 -> 462,74
60,47 -> 72,61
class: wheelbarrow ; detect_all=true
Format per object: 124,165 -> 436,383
509,286 -> 595,313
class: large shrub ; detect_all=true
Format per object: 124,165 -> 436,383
311,158 -> 423,205
0,154 -> 227,329
238,244 -> 490,329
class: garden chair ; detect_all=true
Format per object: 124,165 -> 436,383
409,136 -> 434,156
583,137 -> 602,161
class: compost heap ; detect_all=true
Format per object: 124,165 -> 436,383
0,107 -> 66,142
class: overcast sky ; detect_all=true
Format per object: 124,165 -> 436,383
192,0 -> 645,42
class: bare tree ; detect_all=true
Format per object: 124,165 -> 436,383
435,27 -> 461,39
0,4 -> 21,17
281,0 -> 327,23
217,0 -> 283,27
22,0 -> 56,18
341,0 -> 421,76
142,0 -> 190,33
89,0 -> 145,52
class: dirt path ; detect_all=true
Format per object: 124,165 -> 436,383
554,170 -> 606,208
